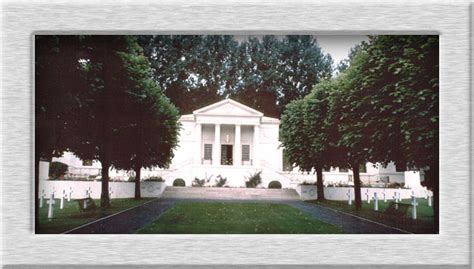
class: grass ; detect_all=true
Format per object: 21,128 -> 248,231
138,201 -> 345,234
311,198 -> 437,234
38,198 -> 154,234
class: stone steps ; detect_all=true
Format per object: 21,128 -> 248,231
161,186 -> 301,201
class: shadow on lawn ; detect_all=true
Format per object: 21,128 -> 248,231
310,199 -> 437,234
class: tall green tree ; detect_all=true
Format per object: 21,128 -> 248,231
112,39 -> 180,199
58,36 -> 175,208
138,35 -> 333,117
353,36 -> 439,227
229,36 -> 281,117
327,52 -> 372,210
35,36 -> 87,232
277,35 -> 333,113
280,81 -> 336,201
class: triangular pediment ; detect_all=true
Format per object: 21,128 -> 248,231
193,99 -> 263,117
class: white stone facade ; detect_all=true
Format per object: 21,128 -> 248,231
48,99 -> 422,189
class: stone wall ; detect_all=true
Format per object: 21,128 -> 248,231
38,180 -> 166,199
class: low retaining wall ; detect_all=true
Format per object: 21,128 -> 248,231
38,180 -> 166,199
296,185 -> 428,201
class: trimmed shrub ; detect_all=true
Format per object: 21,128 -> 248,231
268,181 -> 282,189
214,175 -> 227,187
49,162 -> 68,179
145,176 -> 164,182
245,171 -> 262,188
387,182 -> 404,188
128,175 -> 136,182
192,177 -> 206,187
173,178 -> 186,187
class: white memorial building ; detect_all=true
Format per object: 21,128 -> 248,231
50,99 -> 422,189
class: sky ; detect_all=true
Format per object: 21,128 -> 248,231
316,35 -> 369,65
234,35 -> 369,67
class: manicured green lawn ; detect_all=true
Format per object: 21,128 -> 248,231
38,198 -> 154,234
311,198 -> 436,234
138,202 -> 345,234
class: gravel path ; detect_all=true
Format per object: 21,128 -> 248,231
65,198 -> 408,234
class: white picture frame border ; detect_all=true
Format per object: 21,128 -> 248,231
1,0 -> 472,268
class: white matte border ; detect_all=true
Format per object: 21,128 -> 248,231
1,0 -> 472,267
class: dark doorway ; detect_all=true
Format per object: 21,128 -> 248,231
221,145 -> 233,165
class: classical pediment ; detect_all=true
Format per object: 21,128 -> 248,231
193,99 -> 263,117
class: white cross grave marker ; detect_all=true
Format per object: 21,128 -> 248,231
47,193 -> 55,220
39,189 -> 45,208
68,187 -> 73,202
84,188 -> 92,209
60,189 -> 66,210
346,189 -> 352,205
398,187 -> 402,201
427,191 -> 433,207
365,189 -> 370,204
109,187 -> 114,201
382,189 -> 387,202
373,192 -> 379,211
411,195 -> 418,220
424,187 -> 429,199
392,192 -> 399,210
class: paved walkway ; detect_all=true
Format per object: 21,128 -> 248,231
65,199 -> 176,234
65,197 -> 409,234
287,201 -> 410,234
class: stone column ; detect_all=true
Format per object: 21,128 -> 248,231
213,124 -> 221,165
234,124 -> 241,166
253,125 -> 260,166
194,123 -> 202,164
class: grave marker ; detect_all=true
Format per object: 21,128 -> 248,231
60,189 -> 66,210
67,187 -> 73,202
39,189 -> 45,208
427,191 -> 433,207
365,189 -> 370,204
373,192 -> 379,211
411,195 -> 418,220
382,189 -> 387,202
346,189 -> 352,205
47,193 -> 55,220
392,192 -> 399,210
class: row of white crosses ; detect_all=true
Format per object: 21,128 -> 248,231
41,186 -> 111,220
346,188 -> 420,220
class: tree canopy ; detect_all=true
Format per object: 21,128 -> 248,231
112,39 -> 180,199
138,35 -> 333,117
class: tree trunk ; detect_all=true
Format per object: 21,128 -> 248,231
315,166 -> 325,201
100,156 -> 111,208
34,153 -> 40,233
134,166 -> 141,199
352,164 -> 362,210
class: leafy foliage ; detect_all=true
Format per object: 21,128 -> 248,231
138,35 -> 333,117
245,171 -> 262,188
280,80 -> 338,200
144,176 -> 165,182
48,161 -> 68,179
192,177 -> 208,187
214,175 -> 227,187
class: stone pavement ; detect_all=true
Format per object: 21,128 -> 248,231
161,186 -> 301,201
